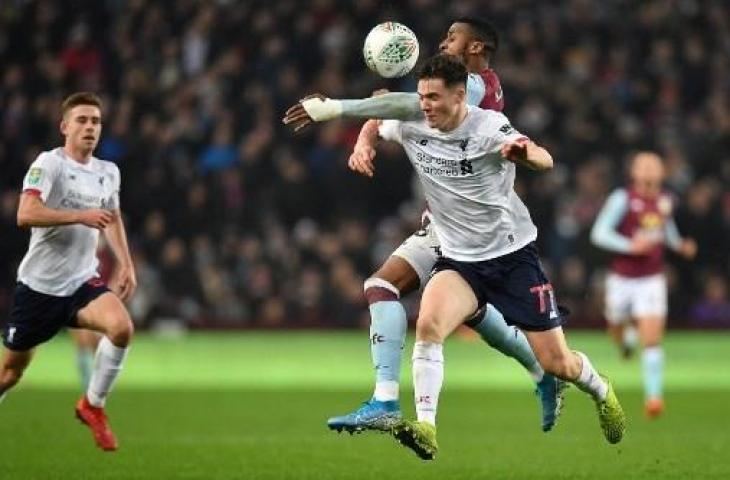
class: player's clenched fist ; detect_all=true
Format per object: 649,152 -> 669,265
500,138 -> 530,163
78,209 -> 114,230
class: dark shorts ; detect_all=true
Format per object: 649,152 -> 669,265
433,242 -> 566,332
2,280 -> 109,351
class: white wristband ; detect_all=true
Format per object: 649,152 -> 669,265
301,98 -> 343,122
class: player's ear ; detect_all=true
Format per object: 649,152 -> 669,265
468,40 -> 484,56
59,117 -> 68,136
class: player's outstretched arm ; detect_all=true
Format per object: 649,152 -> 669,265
500,139 -> 553,171
283,92 -> 421,131
16,193 -> 113,230
103,209 -> 137,301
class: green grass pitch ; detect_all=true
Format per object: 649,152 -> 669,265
1,331 -> 729,479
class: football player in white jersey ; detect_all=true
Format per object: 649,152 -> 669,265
290,55 -> 626,459
284,17 -> 564,432
284,18 -> 564,436
0,92 -> 135,452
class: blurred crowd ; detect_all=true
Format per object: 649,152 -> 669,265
1,0 -> 729,329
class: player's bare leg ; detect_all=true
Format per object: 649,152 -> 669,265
0,349 -> 35,404
525,328 -> 625,443
392,270 -> 477,460
73,292 -> 134,451
637,314 -> 665,418
70,329 -> 100,390
607,321 -> 638,359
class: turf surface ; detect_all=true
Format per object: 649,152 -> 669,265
1,331 -> 729,479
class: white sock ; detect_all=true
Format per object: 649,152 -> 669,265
574,351 -> 608,401
374,380 -> 399,402
87,336 -> 129,408
0,391 -> 6,405
412,341 -> 444,426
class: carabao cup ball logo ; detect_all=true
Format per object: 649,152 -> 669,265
363,22 -> 419,78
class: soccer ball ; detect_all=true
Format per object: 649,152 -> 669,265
363,22 -> 419,78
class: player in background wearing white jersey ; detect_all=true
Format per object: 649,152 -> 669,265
591,152 -> 696,418
315,54 -> 625,460
284,18 -> 563,435
0,93 -> 135,451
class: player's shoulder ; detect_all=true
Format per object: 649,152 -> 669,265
33,147 -> 64,166
92,156 -> 120,176
469,106 -> 510,130
607,187 -> 629,203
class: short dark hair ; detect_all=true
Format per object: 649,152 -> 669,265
417,54 -> 468,88
61,92 -> 102,117
454,16 -> 499,55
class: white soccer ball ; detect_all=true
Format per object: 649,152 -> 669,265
363,22 -> 419,78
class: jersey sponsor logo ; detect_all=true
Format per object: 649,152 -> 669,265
459,159 -> 473,175
658,196 -> 672,215
27,167 -> 42,186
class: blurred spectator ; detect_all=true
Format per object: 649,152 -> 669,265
690,273 -> 730,328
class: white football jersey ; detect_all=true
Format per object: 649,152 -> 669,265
379,105 -> 538,262
17,148 -> 120,296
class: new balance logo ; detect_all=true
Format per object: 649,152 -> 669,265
499,123 -> 515,134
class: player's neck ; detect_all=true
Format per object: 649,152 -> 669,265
439,103 -> 468,132
465,56 -> 489,74
63,145 -> 93,164
632,185 -> 660,198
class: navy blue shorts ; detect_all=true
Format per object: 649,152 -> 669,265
433,243 -> 565,332
2,280 -> 109,351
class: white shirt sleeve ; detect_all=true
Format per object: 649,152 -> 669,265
483,112 -> 528,153
109,165 -> 121,210
22,152 -> 61,202
378,120 -> 403,144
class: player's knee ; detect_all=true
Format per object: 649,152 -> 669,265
363,277 -> 400,305
0,366 -> 24,389
415,313 -> 443,343
106,315 -> 134,346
